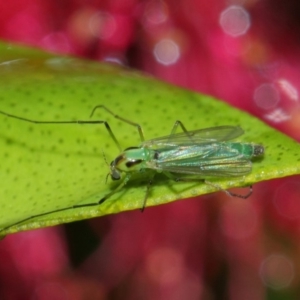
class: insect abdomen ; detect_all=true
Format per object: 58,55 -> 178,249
229,143 -> 264,158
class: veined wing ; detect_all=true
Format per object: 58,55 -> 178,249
155,155 -> 252,177
151,144 -> 252,177
143,126 -> 244,148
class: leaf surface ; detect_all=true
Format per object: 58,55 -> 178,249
0,42 -> 299,235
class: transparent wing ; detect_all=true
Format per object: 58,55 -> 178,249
155,155 -> 252,177
143,126 -> 244,148
152,143 -> 252,177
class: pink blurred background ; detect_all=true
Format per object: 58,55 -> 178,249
1,0 -> 300,299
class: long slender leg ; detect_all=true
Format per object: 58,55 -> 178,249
0,173 -> 133,235
0,104 -> 145,147
204,180 -> 252,199
140,173 -> 156,212
90,105 -> 145,142
102,170 -> 154,212
163,172 -> 252,199
0,109 -> 123,152
0,107 -> 133,233
99,173 -> 132,203
168,120 -> 195,142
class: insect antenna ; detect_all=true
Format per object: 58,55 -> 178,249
101,149 -> 111,184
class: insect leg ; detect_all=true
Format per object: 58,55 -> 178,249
0,109 -> 122,152
0,173 -> 133,235
99,173 -> 132,204
163,172 -> 252,199
204,180 -> 253,199
90,105 -> 145,142
168,120 -> 195,142
140,174 -> 156,212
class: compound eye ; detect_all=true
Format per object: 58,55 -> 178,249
111,169 -> 121,181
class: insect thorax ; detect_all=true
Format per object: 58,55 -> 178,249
114,147 -> 154,173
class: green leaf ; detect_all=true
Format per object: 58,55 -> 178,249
0,42 -> 299,236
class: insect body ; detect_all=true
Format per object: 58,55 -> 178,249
107,124 -> 264,207
0,105 -> 264,233
112,132 -> 263,179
